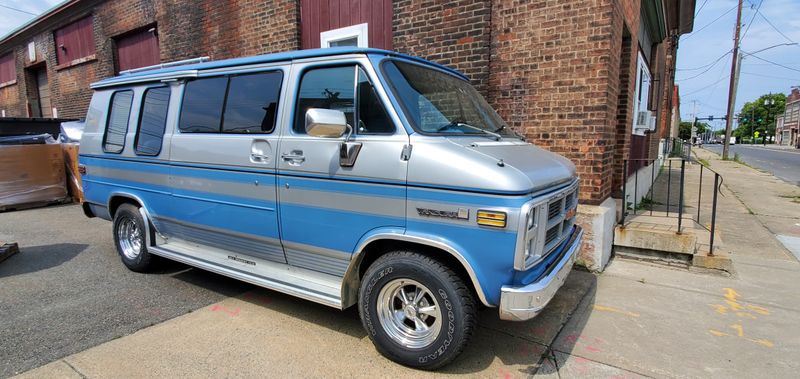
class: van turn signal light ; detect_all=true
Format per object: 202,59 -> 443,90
477,210 -> 507,228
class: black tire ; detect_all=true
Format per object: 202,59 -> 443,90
358,251 -> 477,370
112,204 -> 156,272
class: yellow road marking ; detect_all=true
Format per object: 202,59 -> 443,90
747,304 -> 770,315
593,305 -> 640,317
730,323 -> 744,337
709,329 -> 729,337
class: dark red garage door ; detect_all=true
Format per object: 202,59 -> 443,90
300,0 -> 392,50
116,28 -> 160,73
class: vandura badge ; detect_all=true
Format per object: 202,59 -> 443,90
416,207 -> 470,220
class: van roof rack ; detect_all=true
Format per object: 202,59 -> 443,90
119,56 -> 211,75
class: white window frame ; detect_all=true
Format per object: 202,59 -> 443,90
320,23 -> 369,48
632,51 -> 652,136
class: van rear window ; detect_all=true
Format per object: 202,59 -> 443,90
135,87 -> 171,156
103,90 -> 134,153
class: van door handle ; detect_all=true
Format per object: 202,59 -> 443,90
250,153 -> 269,161
281,151 -> 305,163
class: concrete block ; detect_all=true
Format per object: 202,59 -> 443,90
692,251 -> 733,273
576,197 -> 616,272
614,224 -> 696,255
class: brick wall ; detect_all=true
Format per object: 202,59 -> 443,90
489,0 -> 625,205
393,0 -> 492,94
0,0 -> 300,119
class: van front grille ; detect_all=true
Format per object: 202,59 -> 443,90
548,199 -> 563,220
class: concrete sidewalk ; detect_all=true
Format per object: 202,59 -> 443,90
13,148 -> 800,379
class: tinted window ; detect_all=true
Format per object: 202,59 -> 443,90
356,68 -> 394,134
103,90 -> 134,153
294,66 -> 355,133
179,77 -> 227,133
135,87 -> 170,156
223,71 -> 282,133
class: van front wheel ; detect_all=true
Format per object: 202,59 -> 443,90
112,204 -> 155,272
358,251 -> 476,370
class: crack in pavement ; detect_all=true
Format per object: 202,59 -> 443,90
62,359 -> 88,379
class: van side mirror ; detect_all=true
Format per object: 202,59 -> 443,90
305,108 -> 348,138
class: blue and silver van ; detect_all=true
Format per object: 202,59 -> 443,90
79,48 -> 582,369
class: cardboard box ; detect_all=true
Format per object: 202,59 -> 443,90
62,143 -> 83,203
0,144 -> 68,210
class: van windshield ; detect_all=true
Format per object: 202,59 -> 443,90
382,60 -> 515,137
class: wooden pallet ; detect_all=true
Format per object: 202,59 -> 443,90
0,197 -> 72,213
0,243 -> 19,264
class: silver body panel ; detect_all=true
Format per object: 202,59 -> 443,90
80,52 -> 582,315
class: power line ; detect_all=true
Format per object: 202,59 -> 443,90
683,75 -> 731,96
0,4 -> 37,16
683,3 -> 740,40
695,0 -> 710,17
744,52 -> 800,73
741,71 -> 800,81
757,12 -> 797,44
677,49 -> 732,71
676,51 -> 732,81
740,0 -> 764,42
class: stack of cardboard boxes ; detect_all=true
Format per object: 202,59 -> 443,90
0,141 -> 83,211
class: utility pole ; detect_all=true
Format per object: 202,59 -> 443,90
723,0 -> 743,160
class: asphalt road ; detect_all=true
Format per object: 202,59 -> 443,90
0,204 -> 252,378
704,144 -> 800,186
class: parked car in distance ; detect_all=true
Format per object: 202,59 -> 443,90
78,48 -> 582,369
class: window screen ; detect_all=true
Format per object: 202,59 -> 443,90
223,71 -> 282,133
179,77 -> 227,133
103,90 -> 134,153
135,87 -> 170,156
294,66 -> 356,133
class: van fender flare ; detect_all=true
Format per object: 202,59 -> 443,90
107,192 -> 158,248
341,227 -> 492,308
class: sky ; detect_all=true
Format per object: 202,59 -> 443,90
0,0 -> 62,37
676,0 -> 800,132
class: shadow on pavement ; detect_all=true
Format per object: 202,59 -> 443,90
0,243 -> 88,278
226,267 -> 598,375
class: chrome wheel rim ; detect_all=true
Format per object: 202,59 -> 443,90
377,279 -> 442,349
117,217 -> 142,260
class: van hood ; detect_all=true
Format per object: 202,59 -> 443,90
407,136 -> 577,195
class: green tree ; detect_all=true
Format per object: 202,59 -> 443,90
678,121 -> 709,140
735,93 -> 785,142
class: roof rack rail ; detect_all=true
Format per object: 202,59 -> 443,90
119,56 -> 211,75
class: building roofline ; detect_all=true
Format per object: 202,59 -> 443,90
90,47 -> 469,89
0,0 -> 104,54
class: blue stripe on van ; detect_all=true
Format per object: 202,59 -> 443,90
281,175 -> 406,199
279,203 -> 405,254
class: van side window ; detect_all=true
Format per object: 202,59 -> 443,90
134,87 -> 171,156
223,71 -> 282,133
179,77 -> 227,133
294,65 -> 356,134
356,67 -> 394,134
103,90 -> 134,153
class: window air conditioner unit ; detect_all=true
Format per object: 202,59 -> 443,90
635,111 -> 651,128
648,115 -> 657,131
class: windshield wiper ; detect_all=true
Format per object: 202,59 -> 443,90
495,124 -> 525,140
437,120 -> 501,141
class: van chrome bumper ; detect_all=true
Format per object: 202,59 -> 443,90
499,226 -> 583,321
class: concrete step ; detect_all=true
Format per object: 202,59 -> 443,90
613,215 -> 732,273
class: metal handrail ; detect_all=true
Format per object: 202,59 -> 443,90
620,156 -> 723,255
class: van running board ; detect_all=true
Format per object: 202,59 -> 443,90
149,240 -> 343,309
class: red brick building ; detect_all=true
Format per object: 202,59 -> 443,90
0,0 -> 696,270
778,88 -> 800,147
